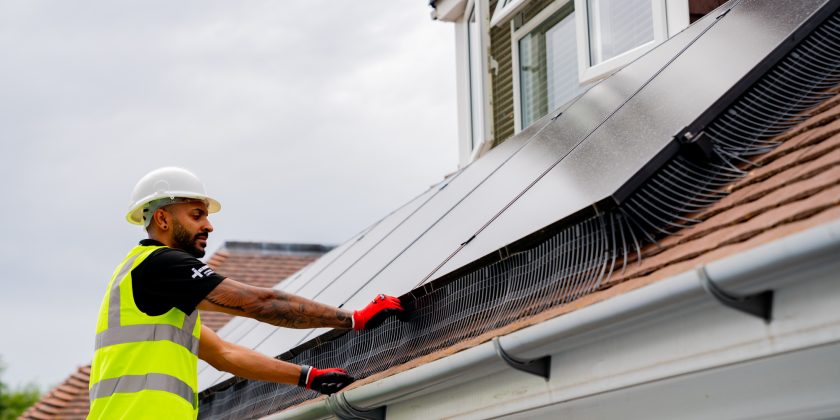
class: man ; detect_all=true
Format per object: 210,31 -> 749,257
89,167 -> 403,419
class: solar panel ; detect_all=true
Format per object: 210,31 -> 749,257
198,185 -> 441,387
279,182 -> 444,297
311,0 -> 732,303
200,0 -> 733,380
432,0 -> 832,278
209,112 -> 559,363
284,109 -> 556,301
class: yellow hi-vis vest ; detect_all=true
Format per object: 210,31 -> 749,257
89,244 -> 202,419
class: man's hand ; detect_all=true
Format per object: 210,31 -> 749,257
299,365 -> 354,395
353,294 -> 403,331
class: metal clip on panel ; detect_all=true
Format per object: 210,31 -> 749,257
492,337 -> 551,380
697,266 -> 773,323
326,393 -> 385,420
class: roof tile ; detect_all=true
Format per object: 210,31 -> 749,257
603,94 -> 840,288
19,365 -> 89,420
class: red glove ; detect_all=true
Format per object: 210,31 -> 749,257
352,294 -> 403,331
299,365 -> 354,395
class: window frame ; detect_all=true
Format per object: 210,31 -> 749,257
574,0 -> 669,83
511,0 -> 688,133
455,0 -> 494,166
511,0 -> 576,133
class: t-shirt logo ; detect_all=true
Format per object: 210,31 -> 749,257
191,265 -> 216,279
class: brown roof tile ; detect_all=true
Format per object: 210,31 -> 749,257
603,100 -> 840,287
19,364 -> 90,420
21,411 -> 52,420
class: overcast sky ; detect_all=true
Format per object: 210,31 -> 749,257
0,1 -> 457,389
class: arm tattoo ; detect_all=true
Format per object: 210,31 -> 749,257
206,295 -> 245,312
336,310 -> 350,324
253,290 -> 352,329
205,280 -> 353,329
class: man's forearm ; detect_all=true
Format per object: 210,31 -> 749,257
208,338 -> 301,384
199,318 -> 356,395
204,286 -> 353,329
251,289 -> 353,329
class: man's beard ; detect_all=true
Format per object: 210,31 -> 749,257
172,219 -> 207,258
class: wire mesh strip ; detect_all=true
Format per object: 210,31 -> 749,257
198,213 -> 625,420
197,9 -> 840,420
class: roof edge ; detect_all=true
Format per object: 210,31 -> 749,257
262,217 -> 840,419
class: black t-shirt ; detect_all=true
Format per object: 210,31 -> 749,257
131,239 -> 226,316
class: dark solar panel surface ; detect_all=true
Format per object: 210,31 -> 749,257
198,0 -> 730,389
302,3 -> 731,311
432,0 -> 829,277
199,185 -> 441,387
198,0 -> 832,392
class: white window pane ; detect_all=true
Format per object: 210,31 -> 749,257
546,14 -> 586,112
519,4 -> 585,128
588,0 -> 654,65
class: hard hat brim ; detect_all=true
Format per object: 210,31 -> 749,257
126,194 -> 221,225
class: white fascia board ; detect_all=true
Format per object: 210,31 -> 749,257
408,343 -> 840,420
263,217 -> 840,419
432,0 -> 469,22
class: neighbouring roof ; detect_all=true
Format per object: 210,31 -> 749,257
19,365 -> 91,420
20,241 -> 331,420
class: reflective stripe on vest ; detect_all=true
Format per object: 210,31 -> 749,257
94,323 -> 199,355
90,245 -> 201,418
89,373 -> 195,407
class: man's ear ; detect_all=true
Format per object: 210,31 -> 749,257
154,208 -> 169,230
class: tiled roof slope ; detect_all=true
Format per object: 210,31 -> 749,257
201,241 -> 332,331
346,91 -> 840,391
19,365 -> 90,420
603,91 -> 840,289
19,241 -> 330,420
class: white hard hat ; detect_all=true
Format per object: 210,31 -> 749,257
126,166 -> 221,225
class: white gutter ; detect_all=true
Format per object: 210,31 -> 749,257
264,218 -> 840,419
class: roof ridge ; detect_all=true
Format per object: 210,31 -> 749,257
220,241 -> 335,256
